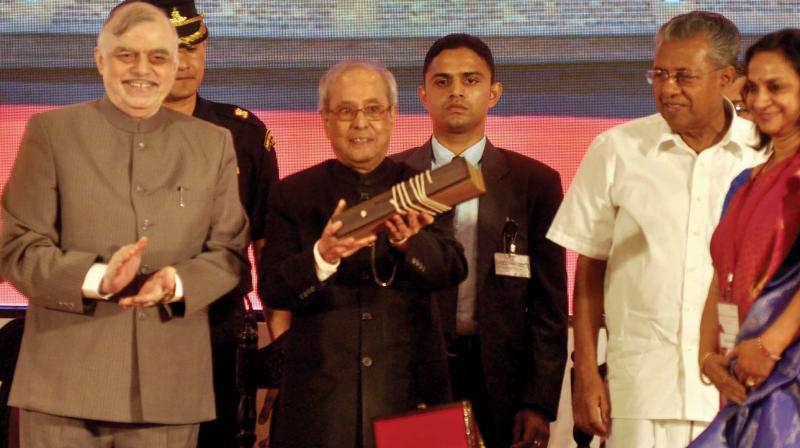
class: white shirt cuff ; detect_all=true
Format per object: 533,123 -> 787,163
170,273 -> 184,303
313,241 -> 340,282
82,263 -> 113,300
81,263 -> 184,302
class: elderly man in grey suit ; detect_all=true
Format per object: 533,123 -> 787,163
0,2 -> 249,447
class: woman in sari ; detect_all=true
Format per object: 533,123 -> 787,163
692,29 -> 800,447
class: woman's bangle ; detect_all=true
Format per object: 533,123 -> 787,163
757,336 -> 782,361
699,352 -> 714,386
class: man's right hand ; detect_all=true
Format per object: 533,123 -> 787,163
317,199 -> 376,264
572,365 -> 610,437
100,237 -> 148,295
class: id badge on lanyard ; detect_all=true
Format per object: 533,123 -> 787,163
494,218 -> 531,279
717,272 -> 741,353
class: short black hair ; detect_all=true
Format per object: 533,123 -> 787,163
423,33 -> 495,82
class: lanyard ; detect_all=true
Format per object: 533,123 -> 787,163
503,218 -> 519,254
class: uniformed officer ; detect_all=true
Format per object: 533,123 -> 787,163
120,1 -> 280,446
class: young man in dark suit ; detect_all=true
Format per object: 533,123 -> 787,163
394,33 -> 568,448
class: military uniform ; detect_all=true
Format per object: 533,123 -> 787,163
193,96 -> 279,447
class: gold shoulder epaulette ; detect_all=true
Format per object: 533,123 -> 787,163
264,129 -> 276,152
234,107 -> 250,119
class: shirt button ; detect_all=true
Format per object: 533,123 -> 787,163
142,219 -> 151,230
137,142 -> 146,149
134,185 -> 144,193
137,311 -> 146,320
141,264 -> 152,274
361,271 -> 370,281
361,356 -> 373,367
361,312 -> 373,321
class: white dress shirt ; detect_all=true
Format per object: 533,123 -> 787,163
547,108 -> 764,421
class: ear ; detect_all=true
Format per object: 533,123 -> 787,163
94,47 -> 104,75
488,82 -> 503,108
320,110 -> 332,139
719,65 -> 737,89
417,84 -> 427,105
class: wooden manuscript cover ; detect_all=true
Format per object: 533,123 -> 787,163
335,157 -> 486,239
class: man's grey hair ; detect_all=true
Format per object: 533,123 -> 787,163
318,59 -> 399,112
656,11 -> 740,68
97,1 -> 178,54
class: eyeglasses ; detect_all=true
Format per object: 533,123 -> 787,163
732,99 -> 748,115
645,68 -> 720,87
327,104 -> 392,122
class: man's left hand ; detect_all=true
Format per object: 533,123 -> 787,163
511,409 -> 550,448
384,210 -> 434,252
119,266 -> 177,309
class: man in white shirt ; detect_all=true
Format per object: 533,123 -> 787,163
547,11 -> 764,448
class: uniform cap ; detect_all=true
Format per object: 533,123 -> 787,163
116,0 -> 208,46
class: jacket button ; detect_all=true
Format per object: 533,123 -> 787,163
137,142 -> 146,149
361,356 -> 373,367
361,312 -> 373,321
134,185 -> 144,193
361,271 -> 370,281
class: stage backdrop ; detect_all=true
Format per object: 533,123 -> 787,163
1,0 -> 796,311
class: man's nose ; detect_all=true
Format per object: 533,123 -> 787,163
351,109 -> 369,128
177,53 -> 190,71
450,81 -> 465,96
131,56 -> 151,75
658,77 -> 682,96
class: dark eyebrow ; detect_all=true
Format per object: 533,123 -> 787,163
430,72 -> 485,79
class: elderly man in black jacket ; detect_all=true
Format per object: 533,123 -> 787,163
258,59 -> 467,448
